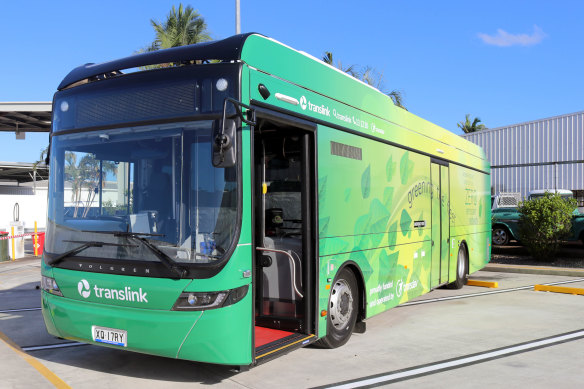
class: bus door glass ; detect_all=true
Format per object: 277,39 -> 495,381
430,162 -> 450,286
440,165 -> 450,283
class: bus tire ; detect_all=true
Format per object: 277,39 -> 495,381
446,244 -> 468,290
317,268 -> 358,349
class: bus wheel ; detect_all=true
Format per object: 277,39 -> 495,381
317,268 -> 358,348
446,245 -> 468,290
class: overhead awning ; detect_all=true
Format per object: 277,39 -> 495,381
0,161 -> 49,183
0,102 -> 52,133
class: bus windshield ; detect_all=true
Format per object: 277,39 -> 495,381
45,120 -> 238,267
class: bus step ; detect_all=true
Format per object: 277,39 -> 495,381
255,331 -> 315,363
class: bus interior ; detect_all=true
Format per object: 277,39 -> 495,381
253,120 -> 316,358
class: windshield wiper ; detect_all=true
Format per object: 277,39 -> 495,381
86,231 -> 189,279
46,240 -> 137,266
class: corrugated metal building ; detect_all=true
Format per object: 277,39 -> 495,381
461,111 -> 584,204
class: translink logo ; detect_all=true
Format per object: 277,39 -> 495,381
78,279 -> 90,298
77,279 -> 148,303
299,95 -> 330,117
300,96 -> 307,110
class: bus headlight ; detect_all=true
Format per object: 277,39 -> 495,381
216,78 -> 229,92
41,276 -> 63,297
172,284 -> 248,311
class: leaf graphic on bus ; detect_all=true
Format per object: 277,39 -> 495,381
386,155 -> 396,182
400,209 -> 412,237
319,216 -> 330,237
318,176 -> 328,201
387,221 -> 398,248
361,165 -> 371,199
344,187 -> 351,202
379,250 -> 399,278
368,200 -> 390,248
370,199 -> 390,232
400,152 -> 414,185
349,248 -> 370,277
383,187 -> 394,208
354,214 -> 371,248
325,237 -> 349,255
479,199 -> 483,217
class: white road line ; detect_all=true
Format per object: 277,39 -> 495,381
400,277 -> 584,307
0,308 -> 41,313
22,342 -> 87,352
325,330 -> 584,388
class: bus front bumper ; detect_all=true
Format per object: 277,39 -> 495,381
41,291 -> 252,365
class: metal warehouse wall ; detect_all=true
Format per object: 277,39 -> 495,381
461,111 -> 584,200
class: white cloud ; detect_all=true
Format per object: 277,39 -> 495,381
478,25 -> 547,47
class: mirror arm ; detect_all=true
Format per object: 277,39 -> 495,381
222,97 -> 256,128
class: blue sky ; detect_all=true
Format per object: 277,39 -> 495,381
1,0 -> 582,162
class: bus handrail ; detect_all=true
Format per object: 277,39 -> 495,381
256,247 -> 303,298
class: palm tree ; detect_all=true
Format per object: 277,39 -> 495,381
80,157 -> 117,218
322,52 -> 407,110
147,4 -> 211,51
458,114 -> 487,133
359,66 -> 406,110
322,51 -> 357,77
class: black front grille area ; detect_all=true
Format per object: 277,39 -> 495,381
76,82 -> 197,128
53,64 -> 238,132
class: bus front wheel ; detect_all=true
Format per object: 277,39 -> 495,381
317,268 -> 358,348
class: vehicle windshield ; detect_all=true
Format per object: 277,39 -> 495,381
46,120 -> 237,265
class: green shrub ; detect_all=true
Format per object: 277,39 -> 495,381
518,193 -> 577,260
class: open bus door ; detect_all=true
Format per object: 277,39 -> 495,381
252,114 -> 317,363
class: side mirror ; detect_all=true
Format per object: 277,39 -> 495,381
212,119 -> 237,167
211,97 -> 256,168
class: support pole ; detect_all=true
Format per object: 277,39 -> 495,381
11,226 -> 15,261
235,0 -> 241,34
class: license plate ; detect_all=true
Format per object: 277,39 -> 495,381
92,325 -> 127,347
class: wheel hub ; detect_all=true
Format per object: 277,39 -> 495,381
493,229 -> 507,245
330,279 -> 353,329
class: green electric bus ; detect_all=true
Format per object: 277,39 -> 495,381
41,33 -> 491,367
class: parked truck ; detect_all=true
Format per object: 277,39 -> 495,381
491,190 -> 584,245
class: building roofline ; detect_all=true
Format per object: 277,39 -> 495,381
0,102 -> 52,111
0,102 -> 52,133
461,110 -> 584,137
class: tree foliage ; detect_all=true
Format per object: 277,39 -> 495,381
147,4 -> 211,51
457,114 -> 487,133
322,51 -> 406,110
137,4 -> 211,68
64,152 -> 117,218
518,193 -> 577,260
322,51 -> 357,77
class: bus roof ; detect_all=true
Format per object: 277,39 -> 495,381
240,35 -> 488,171
57,33 -> 488,172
